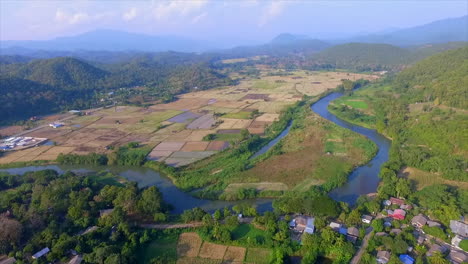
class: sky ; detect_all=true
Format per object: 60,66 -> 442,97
1,0 -> 467,44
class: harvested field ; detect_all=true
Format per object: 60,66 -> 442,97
181,141 -> 209,151
151,98 -> 210,111
169,112 -> 202,123
240,94 -> 270,101
177,258 -> 222,264
187,114 -> 216,129
225,182 -> 288,193
25,127 -> 72,139
247,128 -> 264,135
0,126 -> 23,137
245,248 -> 271,264
185,130 -> 217,141
147,150 -> 172,161
198,242 -> 227,260
153,142 -> 186,151
177,232 -> 202,258
223,246 -> 246,262
400,167 -> 468,190
222,111 -> 251,119
249,101 -> 292,114
255,113 -> 279,122
165,151 -> 216,167
206,141 -> 230,151
166,130 -> 193,141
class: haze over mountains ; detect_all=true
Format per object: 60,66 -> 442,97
1,15 -> 466,54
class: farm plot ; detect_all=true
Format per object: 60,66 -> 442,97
185,130 -> 217,141
181,141 -> 209,151
223,246 -> 246,262
150,98 -> 210,111
177,258 -> 222,264
206,141 -> 230,151
187,114 -> 216,129
177,232 -> 203,258
153,141 -> 186,151
168,111 -> 202,123
198,242 -> 227,260
245,248 -> 271,264
164,151 -> 217,167
254,113 -> 279,122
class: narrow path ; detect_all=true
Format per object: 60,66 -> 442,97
351,228 -> 373,264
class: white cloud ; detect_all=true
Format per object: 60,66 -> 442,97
123,7 -> 138,21
55,9 -> 91,25
153,0 -> 209,20
258,1 -> 288,27
191,12 -> 207,24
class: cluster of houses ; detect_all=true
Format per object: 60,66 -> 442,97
0,136 -> 47,151
289,215 -> 315,235
374,197 -> 468,264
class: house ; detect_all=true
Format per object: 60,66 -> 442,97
338,227 -> 348,235
99,208 -> 114,218
68,255 -> 82,264
32,247 -> 50,259
426,244 -> 447,257
417,234 -> 426,244
399,254 -> 414,264
390,228 -> 402,235
329,222 -> 341,231
390,197 -> 405,206
49,122 -> 64,128
400,204 -> 412,210
411,214 -> 428,228
377,251 -> 391,264
0,257 -> 16,264
450,220 -> 468,237
390,209 -> 406,220
383,200 -> 392,206
448,250 -> 468,264
347,227 -> 359,237
293,216 -> 315,234
427,220 -> 442,228
361,215 -> 373,224
451,235 -> 463,248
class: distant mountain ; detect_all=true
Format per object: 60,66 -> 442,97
2,57 -> 109,89
219,34 -> 330,58
0,29 -> 213,52
270,33 -> 309,44
347,15 -> 468,46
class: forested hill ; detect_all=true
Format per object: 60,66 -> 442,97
393,46 -> 468,109
2,57 -> 108,90
0,53 -> 232,124
311,43 -> 413,71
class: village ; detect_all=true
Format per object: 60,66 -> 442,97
286,196 -> 468,264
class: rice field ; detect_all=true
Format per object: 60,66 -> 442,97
0,69 -> 379,167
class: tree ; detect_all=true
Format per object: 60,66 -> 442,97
371,219 -> 384,232
0,216 -> 23,254
396,178 -> 412,198
137,186 -> 163,217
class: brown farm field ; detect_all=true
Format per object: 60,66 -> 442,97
0,69 -> 378,167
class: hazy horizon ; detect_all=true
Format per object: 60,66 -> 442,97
1,0 -> 467,46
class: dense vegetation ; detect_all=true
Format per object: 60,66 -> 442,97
0,169 -> 168,263
330,47 -> 468,182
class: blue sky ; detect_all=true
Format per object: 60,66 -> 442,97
1,0 -> 467,44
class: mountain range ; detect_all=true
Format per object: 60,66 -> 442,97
1,16 -> 466,54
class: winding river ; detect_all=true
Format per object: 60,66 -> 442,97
311,92 -> 391,204
0,92 -> 390,211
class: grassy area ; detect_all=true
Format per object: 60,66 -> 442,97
400,167 -> 468,190
138,232 -> 179,264
231,224 -> 270,242
222,111 -> 252,119
89,172 -> 125,186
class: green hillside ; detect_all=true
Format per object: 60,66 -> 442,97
5,57 -> 109,90
328,47 -> 468,182
312,43 -> 412,71
393,46 -> 468,109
